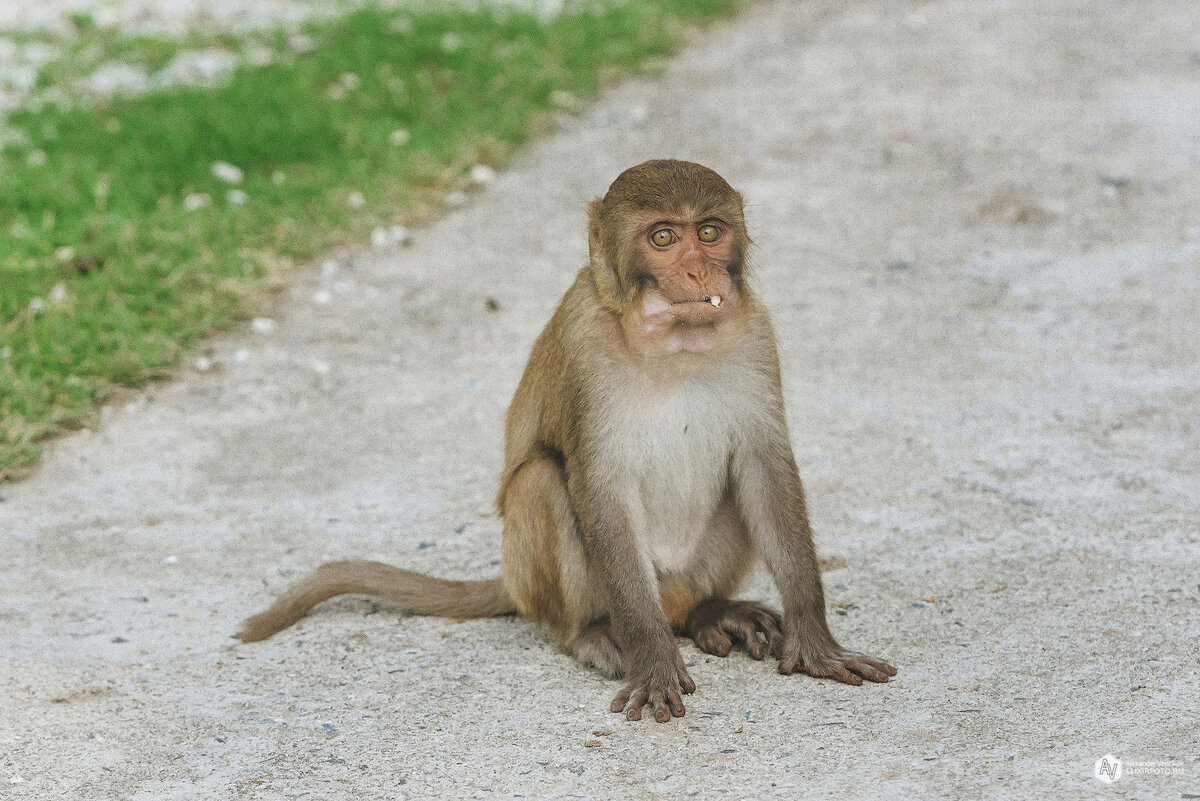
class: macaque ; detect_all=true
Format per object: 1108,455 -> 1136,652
239,159 -> 896,722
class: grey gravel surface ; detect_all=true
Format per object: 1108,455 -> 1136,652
2,0 -> 1199,799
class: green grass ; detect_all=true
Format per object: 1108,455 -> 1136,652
0,0 -> 743,480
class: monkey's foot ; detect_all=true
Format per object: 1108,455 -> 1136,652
569,621 -> 625,679
777,633 -> 896,685
685,599 -> 782,660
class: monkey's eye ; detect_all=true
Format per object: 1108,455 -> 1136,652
697,224 -> 721,243
650,229 -> 675,247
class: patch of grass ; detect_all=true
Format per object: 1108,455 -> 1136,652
0,0 -> 744,479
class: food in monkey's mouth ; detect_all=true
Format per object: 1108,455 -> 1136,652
705,295 -> 722,308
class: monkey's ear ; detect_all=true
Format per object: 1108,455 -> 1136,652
584,200 -> 604,260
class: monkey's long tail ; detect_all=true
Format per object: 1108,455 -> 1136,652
237,560 -> 516,643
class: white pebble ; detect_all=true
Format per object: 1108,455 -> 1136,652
183,192 -> 211,211
389,128 -> 411,147
313,290 -> 332,305
233,349 -> 251,364
388,225 -> 412,246
250,318 -> 277,335
339,72 -> 360,91
211,161 -> 244,184
370,227 -> 389,248
227,189 -> 248,205
469,164 -> 497,184
195,356 -> 213,371
549,89 -> 580,112
28,297 -> 45,313
55,246 -> 75,262
163,555 -> 178,566
49,283 -> 68,303
347,191 -> 365,209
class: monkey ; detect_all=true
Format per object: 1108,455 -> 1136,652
238,159 -> 896,723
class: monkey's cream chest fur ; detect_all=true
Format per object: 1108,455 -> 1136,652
596,366 -> 752,575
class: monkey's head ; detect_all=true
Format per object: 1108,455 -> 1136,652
586,160 -> 750,340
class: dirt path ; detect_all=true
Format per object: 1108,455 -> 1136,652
2,1 -> 1198,798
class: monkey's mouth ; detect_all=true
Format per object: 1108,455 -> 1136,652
671,295 -> 723,309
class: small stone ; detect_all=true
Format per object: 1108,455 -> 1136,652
55,246 -> 75,262
388,225 -> 412,246
583,740 -> 601,748
470,164 -> 497,184
313,290 -> 332,305
227,189 -> 248,205
549,89 -> 581,113
183,192 -> 211,211
251,318 -> 277,335
195,356 -> 213,372
163,555 -> 178,565
389,128 -> 411,147
211,162 -> 244,184
370,227 -> 389,248
339,72 -> 360,91
485,297 -> 501,312
592,728 -> 612,736
347,191 -> 366,209
28,297 -> 45,313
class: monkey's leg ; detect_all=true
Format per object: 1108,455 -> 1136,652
500,455 -> 609,666
566,619 -> 624,679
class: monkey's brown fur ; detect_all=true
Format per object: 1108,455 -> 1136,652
239,160 -> 895,722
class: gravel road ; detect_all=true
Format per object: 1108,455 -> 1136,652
2,0 -> 1198,798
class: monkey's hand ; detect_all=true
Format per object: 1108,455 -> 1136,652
610,648 -> 696,723
776,624 -> 896,685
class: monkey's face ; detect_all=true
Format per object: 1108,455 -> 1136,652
631,212 -> 740,324
620,211 -> 747,358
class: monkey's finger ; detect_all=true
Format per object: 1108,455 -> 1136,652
696,628 -> 733,657
859,656 -> 898,677
678,671 -> 696,694
720,617 -> 766,660
649,691 -> 671,723
624,689 -> 650,721
667,689 -> 686,717
846,659 -> 892,683
816,662 -> 864,686
777,654 -> 799,676
752,608 -> 783,642
610,687 -> 632,713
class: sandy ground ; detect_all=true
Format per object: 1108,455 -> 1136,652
2,0 -> 1199,798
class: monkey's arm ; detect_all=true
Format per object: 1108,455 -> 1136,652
566,454 -> 696,721
731,427 -> 896,685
